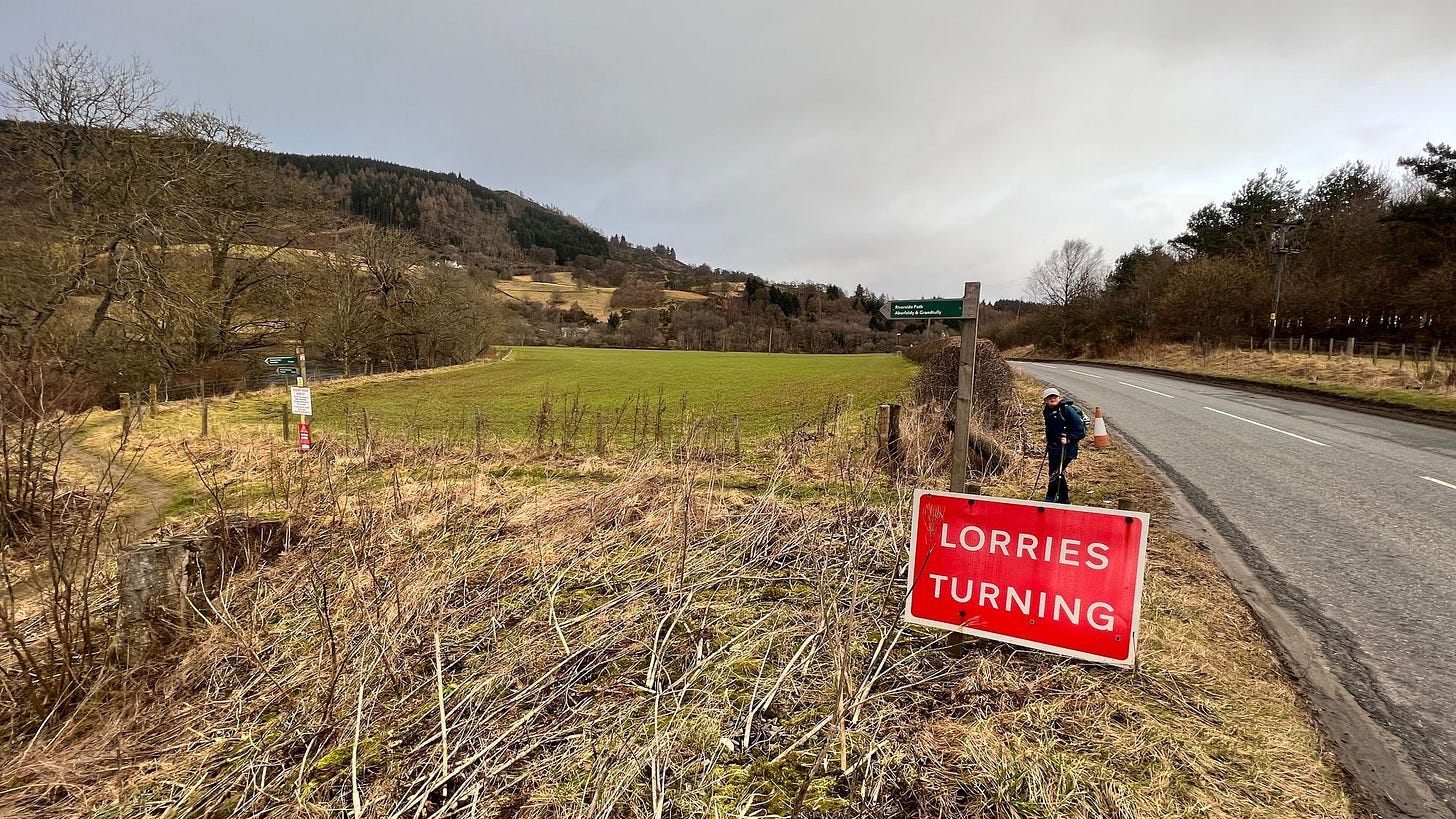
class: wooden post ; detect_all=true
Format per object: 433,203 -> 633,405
474,410 -> 484,459
595,411 -> 605,457
362,407 -> 372,456
1328,337 -> 1335,358
149,383 -> 158,418
733,414 -> 741,458
1372,341 -> 1379,366
199,381 -> 208,438
1117,498 -> 1133,511
1399,343 -> 1406,370
294,345 -> 308,445
282,402 -> 290,440
877,403 -> 903,473
120,392 -> 132,439
1346,337 -> 1356,356
950,282 -> 981,495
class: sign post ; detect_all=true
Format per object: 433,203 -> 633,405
878,299 -> 965,321
905,489 -> 1149,667
951,282 -> 979,493
880,284 -> 979,491
294,345 -> 312,453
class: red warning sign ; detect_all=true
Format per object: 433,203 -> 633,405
904,490 -> 1149,667
297,422 -> 312,453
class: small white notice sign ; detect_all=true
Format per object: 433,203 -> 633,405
290,386 -> 313,417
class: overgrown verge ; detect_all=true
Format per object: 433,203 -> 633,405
1029,342 -> 1456,423
0,377 -> 1356,817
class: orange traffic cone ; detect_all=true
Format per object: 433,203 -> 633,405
1092,406 -> 1111,448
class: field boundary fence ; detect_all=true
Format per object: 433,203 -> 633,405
1192,334 -> 1452,370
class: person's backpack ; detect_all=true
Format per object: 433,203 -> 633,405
1061,401 -> 1089,441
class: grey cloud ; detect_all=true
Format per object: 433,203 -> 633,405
4,0 -> 1455,302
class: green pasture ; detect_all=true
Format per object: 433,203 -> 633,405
324,347 -> 916,439
126,347 -> 918,444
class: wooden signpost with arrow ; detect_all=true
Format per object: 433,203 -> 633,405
880,282 -> 981,492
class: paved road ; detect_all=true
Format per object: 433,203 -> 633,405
1015,362 -> 1456,819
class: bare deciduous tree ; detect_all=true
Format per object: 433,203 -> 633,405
1029,239 -> 1108,308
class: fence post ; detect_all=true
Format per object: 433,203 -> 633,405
282,402 -> 291,440
1372,342 -> 1379,366
149,383 -> 158,418
595,411 -> 605,457
733,415 -> 741,458
474,410 -> 484,459
199,380 -> 208,438
120,390 -> 133,440
362,408 -> 372,458
1399,343 -> 1406,370
1328,338 -> 1334,358
876,404 -> 904,474
1346,337 -> 1356,357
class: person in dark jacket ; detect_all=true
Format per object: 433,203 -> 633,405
1041,386 -> 1086,504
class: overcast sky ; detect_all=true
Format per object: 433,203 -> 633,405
5,1 -> 1455,302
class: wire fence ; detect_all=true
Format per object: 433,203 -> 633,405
1200,335 -> 1451,369
117,357 -> 406,409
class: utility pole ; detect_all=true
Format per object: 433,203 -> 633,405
1265,221 -> 1303,349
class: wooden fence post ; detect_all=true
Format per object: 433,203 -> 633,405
120,392 -> 132,439
474,410 -> 484,459
282,402 -> 290,440
362,408 -> 372,458
877,404 -> 903,473
1346,337 -> 1356,356
149,383 -> 158,418
1328,338 -> 1334,358
199,381 -> 208,438
1399,344 -> 1406,370
733,415 -> 741,458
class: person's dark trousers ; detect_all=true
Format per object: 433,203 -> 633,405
1045,471 -> 1070,504
1045,446 -> 1074,503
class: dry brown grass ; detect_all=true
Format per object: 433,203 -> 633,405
497,273 -> 708,320
1110,342 -> 1456,411
0,379 -> 1358,818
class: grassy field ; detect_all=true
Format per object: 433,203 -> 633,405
110,347 -> 918,448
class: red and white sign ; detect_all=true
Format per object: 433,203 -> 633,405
904,489 -> 1149,667
297,422 -> 312,453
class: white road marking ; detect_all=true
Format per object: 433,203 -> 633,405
1203,407 -> 1329,447
1420,476 -> 1456,491
1117,380 -> 1176,398
1069,370 -> 1105,379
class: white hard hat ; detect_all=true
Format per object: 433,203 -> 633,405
1041,387 -> 1061,399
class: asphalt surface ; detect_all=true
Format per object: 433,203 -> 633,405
1015,361 -> 1456,819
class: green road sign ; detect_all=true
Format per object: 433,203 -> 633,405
880,298 -> 965,320
264,356 -> 297,366
276,367 -> 299,376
